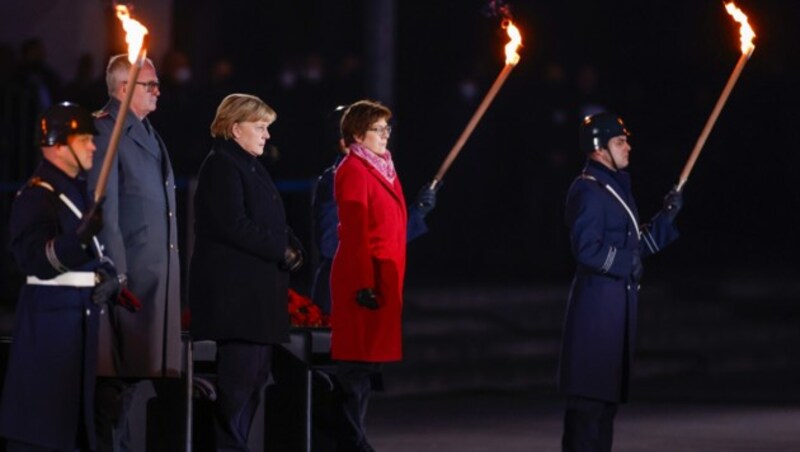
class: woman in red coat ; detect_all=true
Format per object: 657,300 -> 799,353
330,100 -> 407,451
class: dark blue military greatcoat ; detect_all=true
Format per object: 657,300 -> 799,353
558,159 -> 679,403
0,159 -> 104,450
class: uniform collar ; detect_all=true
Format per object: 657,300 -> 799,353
584,158 -> 631,194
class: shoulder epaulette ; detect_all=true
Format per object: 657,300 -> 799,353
93,110 -> 110,119
17,176 -> 56,197
27,177 -> 55,192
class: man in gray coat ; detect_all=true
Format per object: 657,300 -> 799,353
88,54 -> 182,451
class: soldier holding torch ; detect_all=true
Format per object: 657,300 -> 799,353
558,113 -> 683,451
0,103 -> 138,451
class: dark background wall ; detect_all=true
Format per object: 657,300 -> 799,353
1,0 -> 798,307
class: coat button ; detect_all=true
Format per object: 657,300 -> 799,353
626,284 -> 631,290
85,309 -> 91,316
168,211 -> 173,217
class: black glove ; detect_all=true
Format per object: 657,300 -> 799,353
355,288 -> 379,310
415,182 -> 441,216
662,187 -> 683,223
279,246 -> 304,272
76,197 -> 105,245
93,262 -> 121,306
631,248 -> 644,283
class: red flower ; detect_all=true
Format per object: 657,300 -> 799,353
287,288 -> 329,327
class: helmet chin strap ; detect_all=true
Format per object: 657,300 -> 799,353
604,147 -> 620,172
66,143 -> 88,177
594,139 -> 620,172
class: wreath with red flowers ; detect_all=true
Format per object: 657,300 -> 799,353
288,288 -> 329,327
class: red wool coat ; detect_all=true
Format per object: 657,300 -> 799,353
330,152 -> 408,362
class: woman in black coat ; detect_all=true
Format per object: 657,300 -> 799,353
189,93 -> 303,450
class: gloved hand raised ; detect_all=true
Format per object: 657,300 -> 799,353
355,288 -> 379,310
76,197 -> 105,245
631,248 -> 644,283
662,187 -> 683,223
415,182 -> 441,216
279,246 -> 304,272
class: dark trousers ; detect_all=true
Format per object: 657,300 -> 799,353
94,378 -> 184,452
562,395 -> 619,452
214,341 -> 273,452
334,361 -> 381,452
94,378 -> 136,452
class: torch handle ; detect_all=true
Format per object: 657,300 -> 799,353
677,50 -> 752,192
94,53 -> 145,203
433,63 -> 516,183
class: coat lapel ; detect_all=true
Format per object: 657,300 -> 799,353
103,99 -> 161,162
360,157 -> 404,208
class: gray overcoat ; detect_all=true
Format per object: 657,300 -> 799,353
88,97 -> 182,378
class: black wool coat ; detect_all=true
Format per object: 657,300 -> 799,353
189,138 -> 297,344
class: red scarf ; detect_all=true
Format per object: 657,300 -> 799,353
349,143 -> 396,184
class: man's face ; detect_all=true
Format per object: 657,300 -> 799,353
127,62 -> 160,119
64,133 -> 97,173
605,135 -> 631,169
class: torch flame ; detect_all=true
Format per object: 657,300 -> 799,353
502,20 -> 522,66
115,5 -> 148,64
724,2 -> 755,55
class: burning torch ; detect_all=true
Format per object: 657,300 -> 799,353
429,19 -> 522,190
94,5 -> 149,202
676,2 -> 755,192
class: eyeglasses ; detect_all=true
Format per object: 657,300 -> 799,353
122,80 -> 160,93
368,125 -> 392,136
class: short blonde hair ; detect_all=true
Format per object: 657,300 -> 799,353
210,93 -> 277,139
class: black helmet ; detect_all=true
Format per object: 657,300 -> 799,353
325,104 -> 348,146
39,102 -> 98,146
579,112 -> 630,153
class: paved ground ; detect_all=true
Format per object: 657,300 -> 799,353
368,390 -> 800,451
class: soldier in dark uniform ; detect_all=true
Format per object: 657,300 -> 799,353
558,113 -> 684,452
0,103 -> 128,451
